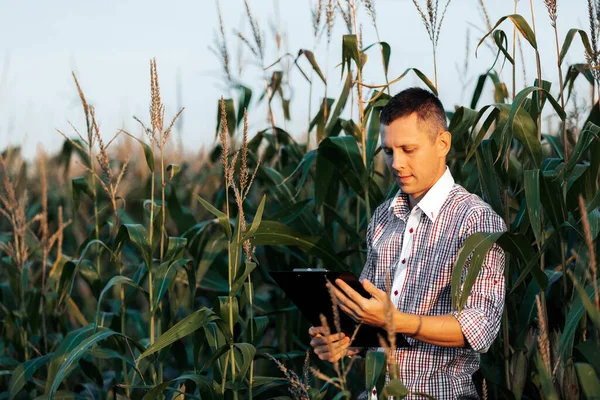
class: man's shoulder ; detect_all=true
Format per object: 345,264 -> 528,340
372,197 -> 396,221
448,184 -> 506,230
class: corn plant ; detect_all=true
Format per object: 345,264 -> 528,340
1,0 -> 600,399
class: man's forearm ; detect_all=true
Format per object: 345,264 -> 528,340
392,311 -> 466,348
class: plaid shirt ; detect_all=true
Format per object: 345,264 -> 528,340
359,168 -> 506,399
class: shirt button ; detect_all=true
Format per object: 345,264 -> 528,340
394,290 -> 398,296
402,259 -> 406,264
409,228 -> 414,233
373,389 -> 377,395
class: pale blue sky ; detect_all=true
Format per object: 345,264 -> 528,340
0,0 -> 591,159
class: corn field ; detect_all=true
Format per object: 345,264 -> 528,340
1,0 -> 600,399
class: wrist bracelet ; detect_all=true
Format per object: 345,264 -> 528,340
411,316 -> 422,337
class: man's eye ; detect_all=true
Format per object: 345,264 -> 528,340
382,148 -> 392,155
405,149 -> 415,154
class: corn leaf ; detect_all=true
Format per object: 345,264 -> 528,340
94,276 -> 145,331
560,29 -> 592,65
248,220 -> 346,270
47,328 -> 122,398
8,353 -> 53,400
476,14 -> 538,55
318,136 -> 366,196
114,224 -> 153,272
524,170 -> 543,248
137,307 -> 220,361
122,130 -> 155,172
195,195 -> 232,240
575,363 -> 600,399
451,232 -> 504,313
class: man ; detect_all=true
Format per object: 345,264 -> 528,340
309,87 -> 506,399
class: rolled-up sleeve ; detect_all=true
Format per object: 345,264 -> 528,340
451,208 -> 506,353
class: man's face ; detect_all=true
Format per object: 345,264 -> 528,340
380,112 -> 450,202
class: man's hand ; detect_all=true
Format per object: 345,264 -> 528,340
308,326 -> 361,362
327,279 -> 393,328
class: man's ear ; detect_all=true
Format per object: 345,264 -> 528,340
438,131 -> 451,156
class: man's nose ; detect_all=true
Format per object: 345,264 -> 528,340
392,151 -> 407,171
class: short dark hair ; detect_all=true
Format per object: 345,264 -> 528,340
379,87 -> 447,140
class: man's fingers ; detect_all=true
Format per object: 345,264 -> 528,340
308,326 -> 325,337
335,279 -> 368,306
362,279 -> 385,298
338,302 -> 360,322
313,336 -> 351,361
329,282 -> 363,316
310,333 -> 346,347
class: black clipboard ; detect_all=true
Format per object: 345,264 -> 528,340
269,269 -> 409,348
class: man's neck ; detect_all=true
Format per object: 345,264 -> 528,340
407,165 -> 447,210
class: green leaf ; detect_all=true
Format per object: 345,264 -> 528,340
559,279 -> 600,359
217,296 -> 239,332
165,163 -> 181,184
8,353 -> 53,400
476,14 -> 538,56
575,341 -> 600,377
492,29 -> 515,65
476,140 -> 505,217
568,271 -> 600,330
325,72 -> 353,137
341,35 -> 360,77
470,71 -> 507,109
71,176 -> 95,213
464,104 -> 502,165
235,84 -> 252,128
379,67 -> 438,96
233,343 -> 256,382
167,186 -> 197,233
57,239 -> 113,307
297,50 -> 326,84
540,170 -> 567,232
382,379 -> 409,397
318,136 -> 366,196
449,106 -> 478,144
499,233 -> 548,290
242,195 -> 267,241
560,29 -> 593,65
315,153 -> 335,209
535,353 -> 559,400
142,374 -> 215,400
122,130 -> 155,172
575,363 -> 600,398
47,328 -> 122,398
543,133 -> 565,159
195,195 -> 232,240
563,122 -> 600,180
137,307 -> 220,361
248,220 -> 347,270
94,276 -> 144,332
502,86 -> 566,163
164,236 -> 187,261
365,92 -> 389,172
363,41 -> 391,75
152,259 -> 191,313
502,88 -> 550,167
114,224 -> 153,272
310,98 -> 335,142
451,232 -> 504,313
364,350 -> 386,394
524,170 -> 543,247
231,262 -> 257,297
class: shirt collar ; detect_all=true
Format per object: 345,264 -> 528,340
389,166 -> 455,222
